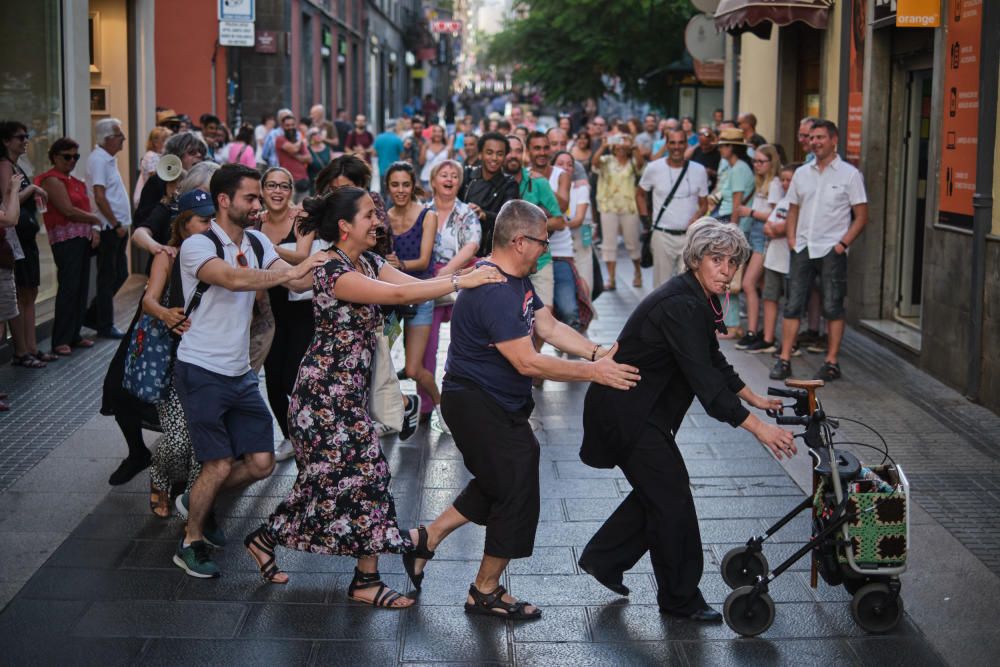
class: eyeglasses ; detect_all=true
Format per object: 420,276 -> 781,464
263,181 -> 293,192
235,251 -> 249,268
12,133 -> 30,141
109,133 -> 126,141
752,158 -> 771,164
185,149 -> 203,157
58,153 -> 81,161
521,234 -> 550,249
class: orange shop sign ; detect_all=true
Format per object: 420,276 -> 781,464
896,0 -> 941,27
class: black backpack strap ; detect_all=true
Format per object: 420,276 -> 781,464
246,231 -> 266,268
652,161 -> 690,230
171,229 -> 224,330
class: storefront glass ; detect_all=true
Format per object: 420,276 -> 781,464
0,0 -> 63,309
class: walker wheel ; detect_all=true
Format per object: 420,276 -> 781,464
720,547 -> 769,589
851,583 -> 904,633
724,586 -> 776,637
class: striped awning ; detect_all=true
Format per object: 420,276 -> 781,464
714,0 -> 834,37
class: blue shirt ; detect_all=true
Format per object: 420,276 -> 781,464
443,261 -> 544,412
374,131 -> 404,171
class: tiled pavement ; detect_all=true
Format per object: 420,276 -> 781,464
0,265 -> 957,666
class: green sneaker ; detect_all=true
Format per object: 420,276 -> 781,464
175,492 -> 226,548
173,539 -> 220,578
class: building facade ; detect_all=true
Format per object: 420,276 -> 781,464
716,0 -> 1000,412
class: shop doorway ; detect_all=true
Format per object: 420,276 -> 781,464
896,68 -> 932,324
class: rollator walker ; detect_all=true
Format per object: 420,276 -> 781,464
720,379 -> 909,636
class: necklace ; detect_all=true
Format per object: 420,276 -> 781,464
708,292 -> 729,325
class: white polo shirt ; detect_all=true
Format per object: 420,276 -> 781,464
85,145 -> 132,229
176,221 -> 280,376
639,159 -> 709,231
786,155 -> 867,258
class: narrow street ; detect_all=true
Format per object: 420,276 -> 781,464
1,257 -> 996,665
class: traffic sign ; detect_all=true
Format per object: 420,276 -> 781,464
219,0 -> 254,22
431,20 -> 462,33
220,21 -> 255,46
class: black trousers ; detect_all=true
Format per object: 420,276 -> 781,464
50,237 -> 91,348
580,422 -> 707,614
86,228 -> 127,331
263,300 -> 314,438
441,380 -> 540,560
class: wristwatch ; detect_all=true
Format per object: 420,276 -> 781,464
451,273 -> 461,292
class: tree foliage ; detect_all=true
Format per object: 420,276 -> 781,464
485,0 -> 696,109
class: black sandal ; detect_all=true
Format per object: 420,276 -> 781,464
464,584 -> 541,620
347,568 -> 411,608
402,525 -> 436,590
243,525 -> 288,584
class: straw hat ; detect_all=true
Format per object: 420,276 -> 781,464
717,127 -> 749,146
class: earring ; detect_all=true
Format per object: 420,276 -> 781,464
341,232 -> 348,241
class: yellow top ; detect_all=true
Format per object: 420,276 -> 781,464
596,155 -> 638,214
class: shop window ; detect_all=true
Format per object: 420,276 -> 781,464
0,0 -> 62,310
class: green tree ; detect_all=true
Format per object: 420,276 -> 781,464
485,0 -> 696,108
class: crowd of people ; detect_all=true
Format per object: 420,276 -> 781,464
0,98 -> 866,620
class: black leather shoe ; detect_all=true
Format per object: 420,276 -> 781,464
97,326 -> 126,340
108,453 -> 151,486
661,606 -> 723,623
578,559 -> 630,596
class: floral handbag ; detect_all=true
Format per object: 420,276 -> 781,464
122,314 -> 174,403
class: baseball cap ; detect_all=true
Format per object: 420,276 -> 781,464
177,189 -> 215,217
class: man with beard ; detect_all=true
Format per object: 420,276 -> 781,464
503,135 -> 563,316
171,164 -> 327,578
458,131 -> 518,257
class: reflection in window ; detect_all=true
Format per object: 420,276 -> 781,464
0,0 -> 63,312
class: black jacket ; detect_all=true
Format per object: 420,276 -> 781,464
580,271 -> 750,469
458,166 -> 519,257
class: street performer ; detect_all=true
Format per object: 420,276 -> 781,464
578,218 -> 796,621
400,199 -> 641,620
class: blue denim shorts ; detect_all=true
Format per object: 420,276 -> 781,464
405,299 -> 434,327
784,250 -> 848,320
173,360 -> 274,462
748,220 -> 766,254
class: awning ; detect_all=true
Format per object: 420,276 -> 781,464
714,0 -> 834,39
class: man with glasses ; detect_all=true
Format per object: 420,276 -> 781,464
407,200 -> 640,621
638,130 -> 709,287
503,135 -> 563,323
85,118 -> 130,339
798,116 -> 819,163
171,165 -> 327,578
687,126 -> 721,191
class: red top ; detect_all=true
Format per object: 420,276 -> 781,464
276,136 -> 309,181
36,169 -> 93,245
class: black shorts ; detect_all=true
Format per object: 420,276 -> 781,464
441,377 -> 540,560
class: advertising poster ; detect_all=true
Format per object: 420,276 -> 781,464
846,0 -> 866,166
938,0 -> 981,229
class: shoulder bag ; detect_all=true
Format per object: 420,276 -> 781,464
640,161 -> 689,269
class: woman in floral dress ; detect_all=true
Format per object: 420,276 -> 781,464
244,186 -> 503,608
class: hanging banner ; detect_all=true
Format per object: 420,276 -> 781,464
846,0 -> 866,165
938,0 -> 981,229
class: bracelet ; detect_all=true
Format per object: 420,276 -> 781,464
838,239 -> 849,248
451,273 -> 460,292
591,344 -> 600,362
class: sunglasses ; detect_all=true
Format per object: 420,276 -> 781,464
59,153 -> 81,161
521,234 -> 550,249
263,181 -> 292,192
235,251 -> 249,268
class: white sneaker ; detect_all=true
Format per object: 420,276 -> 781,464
374,420 -> 397,436
274,438 -> 295,462
433,405 -> 451,434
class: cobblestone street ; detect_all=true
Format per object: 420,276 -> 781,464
4,260 -> 995,665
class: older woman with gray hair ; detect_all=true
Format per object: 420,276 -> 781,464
578,218 -> 796,623
135,131 -> 208,230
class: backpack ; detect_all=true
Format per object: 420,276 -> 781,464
170,229 -> 265,326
